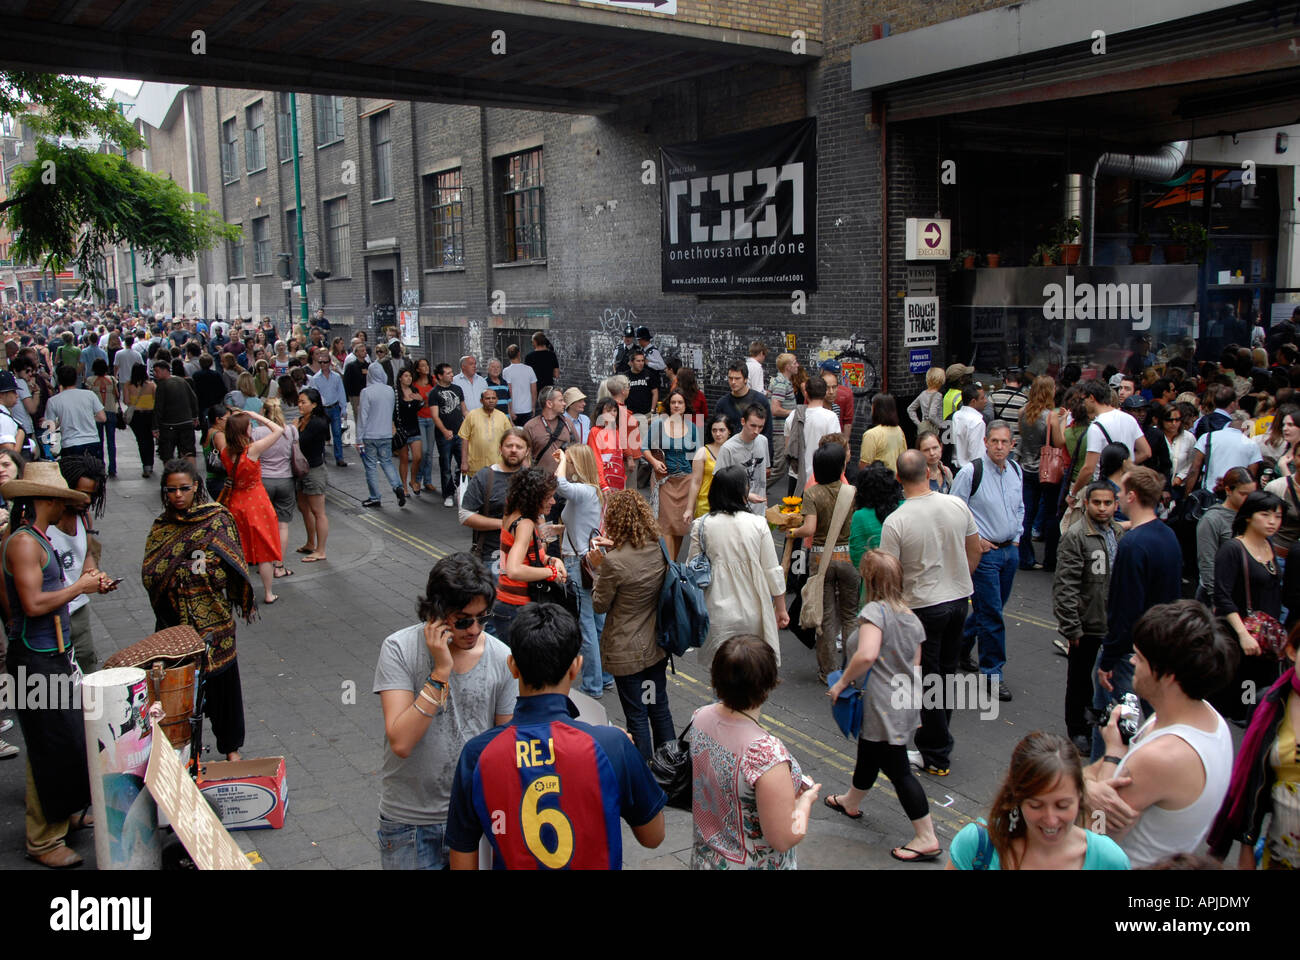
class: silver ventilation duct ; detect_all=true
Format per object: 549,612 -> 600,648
1082,141 -> 1190,264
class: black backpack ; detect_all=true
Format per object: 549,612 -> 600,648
969,455 -> 1022,498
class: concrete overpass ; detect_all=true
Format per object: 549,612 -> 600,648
0,0 -> 821,112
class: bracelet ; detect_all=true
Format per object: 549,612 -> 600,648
1102,755 -> 1124,766
421,685 -> 448,708
412,700 -> 436,719
427,675 -> 448,692
547,566 -> 558,581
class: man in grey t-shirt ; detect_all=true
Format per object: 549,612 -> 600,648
714,404 -> 770,516
42,366 -> 105,459
372,553 -> 517,869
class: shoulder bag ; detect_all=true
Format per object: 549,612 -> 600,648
289,425 -> 310,479
684,515 -> 712,589
648,719 -> 694,811
799,483 -> 857,632
1238,541 -> 1288,659
1038,411 -> 1068,484
515,518 -> 578,617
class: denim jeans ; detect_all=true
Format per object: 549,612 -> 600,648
435,431 -> 462,498
961,544 -> 1018,681
96,411 -> 117,474
489,600 -> 520,647
565,555 -> 610,697
614,660 -> 675,761
1019,470 -> 1042,568
417,418 -> 437,487
377,817 -> 449,870
361,438 -> 402,501
325,404 -> 344,462
1090,647 -> 1136,761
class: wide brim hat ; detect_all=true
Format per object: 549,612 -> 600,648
563,387 -> 587,407
1,461 -> 90,504
944,363 -> 973,380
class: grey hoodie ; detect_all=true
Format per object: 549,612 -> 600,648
358,362 -> 394,441
1196,503 -> 1235,596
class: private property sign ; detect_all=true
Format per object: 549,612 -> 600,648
905,218 -> 950,261
904,296 -> 940,346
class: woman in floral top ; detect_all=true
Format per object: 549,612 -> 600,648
688,635 -> 821,869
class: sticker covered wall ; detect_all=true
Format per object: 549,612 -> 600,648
660,118 -> 816,294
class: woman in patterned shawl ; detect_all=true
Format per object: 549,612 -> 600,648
142,458 -> 257,761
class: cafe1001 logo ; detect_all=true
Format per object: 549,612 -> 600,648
665,163 -> 807,245
1042,278 -> 1153,330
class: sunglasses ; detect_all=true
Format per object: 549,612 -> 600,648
449,614 -> 490,630
163,484 -> 196,494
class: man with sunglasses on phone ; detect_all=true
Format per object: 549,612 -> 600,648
373,553 -> 517,870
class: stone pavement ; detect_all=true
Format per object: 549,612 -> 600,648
0,438 -> 1082,870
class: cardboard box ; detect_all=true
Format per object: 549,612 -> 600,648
198,757 -> 288,830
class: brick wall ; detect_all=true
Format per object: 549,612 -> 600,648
535,0 -> 821,39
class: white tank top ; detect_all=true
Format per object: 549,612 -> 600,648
46,515 -> 88,615
1114,707 -> 1234,868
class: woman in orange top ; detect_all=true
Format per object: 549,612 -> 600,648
489,466 -> 567,646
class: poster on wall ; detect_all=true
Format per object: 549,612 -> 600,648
399,310 -> 420,347
660,118 -> 816,294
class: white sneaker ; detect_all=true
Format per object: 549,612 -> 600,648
443,496 -> 453,507
0,717 -> 11,734
907,749 -> 923,770
0,739 -> 18,760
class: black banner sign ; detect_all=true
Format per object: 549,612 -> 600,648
660,118 -> 816,294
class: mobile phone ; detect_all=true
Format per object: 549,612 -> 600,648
797,775 -> 815,795
107,577 -> 124,588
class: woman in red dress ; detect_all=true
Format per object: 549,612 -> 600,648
220,409 -> 286,604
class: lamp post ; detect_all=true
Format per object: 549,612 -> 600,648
289,94 -> 309,341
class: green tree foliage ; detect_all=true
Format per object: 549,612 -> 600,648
0,73 -> 239,296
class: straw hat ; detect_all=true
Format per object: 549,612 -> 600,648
563,387 -> 587,407
0,461 -> 90,504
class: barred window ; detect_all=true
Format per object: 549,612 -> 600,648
428,169 -> 464,267
244,100 -> 265,173
314,95 -> 345,146
275,92 -> 296,161
220,118 -> 238,182
498,148 -> 545,262
324,197 -> 350,276
227,234 -> 244,277
252,216 -> 271,274
370,110 -> 392,200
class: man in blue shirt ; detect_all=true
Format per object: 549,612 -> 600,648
446,603 -> 666,870
1091,465 -> 1182,760
949,420 -> 1025,702
308,347 -> 349,466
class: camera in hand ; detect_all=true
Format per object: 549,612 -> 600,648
1097,693 -> 1142,744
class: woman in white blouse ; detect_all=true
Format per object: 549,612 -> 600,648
687,465 -> 788,668
1155,402 -> 1197,498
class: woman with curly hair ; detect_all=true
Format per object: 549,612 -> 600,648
1017,375 -> 1057,570
591,489 -> 671,760
143,458 -> 257,761
848,462 -> 903,570
947,731 -> 1129,869
490,466 -> 566,645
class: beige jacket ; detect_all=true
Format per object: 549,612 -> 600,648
591,540 -> 667,676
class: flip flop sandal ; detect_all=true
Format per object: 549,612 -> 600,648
295,546 -> 314,554
890,845 -> 943,863
824,795 -> 863,820
274,566 -> 295,579
301,556 -> 326,563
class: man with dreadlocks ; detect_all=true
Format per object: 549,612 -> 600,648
142,458 -> 257,761
47,454 -> 109,674
0,461 -> 115,867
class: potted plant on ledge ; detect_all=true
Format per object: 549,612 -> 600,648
1055,216 -> 1082,265
1033,242 -> 1060,266
1131,228 -> 1153,264
1164,222 -> 1207,265
985,251 -> 1002,268
953,249 -> 978,270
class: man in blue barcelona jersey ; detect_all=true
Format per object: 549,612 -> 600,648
446,603 -> 666,869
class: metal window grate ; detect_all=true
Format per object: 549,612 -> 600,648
500,148 -> 545,262
429,168 -> 464,267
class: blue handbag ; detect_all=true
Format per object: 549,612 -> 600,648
826,667 -> 868,740
684,515 -> 712,589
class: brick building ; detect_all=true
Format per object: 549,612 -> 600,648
60,0 -> 1300,446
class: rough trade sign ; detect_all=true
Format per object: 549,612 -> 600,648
904,297 -> 939,347
661,118 -> 816,293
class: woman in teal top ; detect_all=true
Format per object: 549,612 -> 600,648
848,462 -> 903,570
947,731 -> 1129,870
